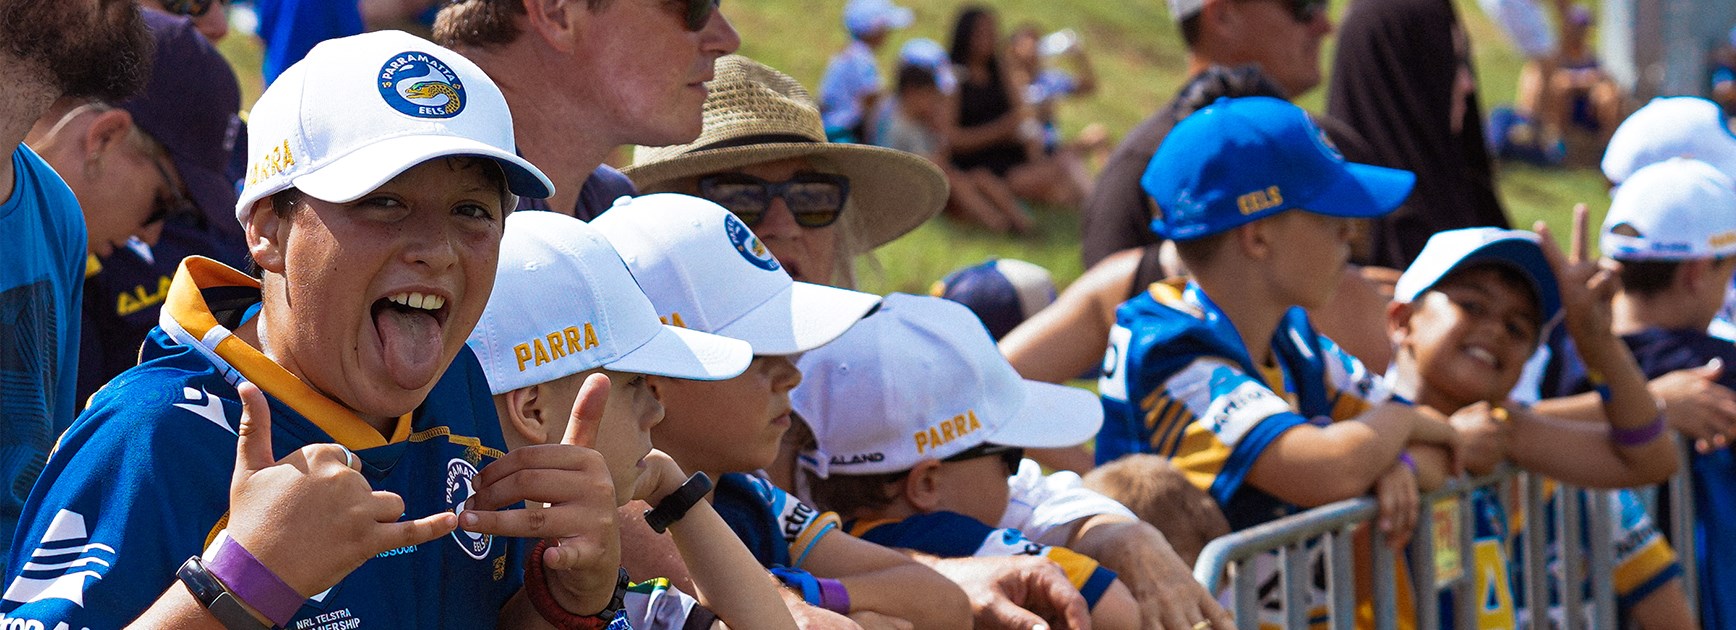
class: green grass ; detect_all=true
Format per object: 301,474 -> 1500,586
215,0 -> 1614,294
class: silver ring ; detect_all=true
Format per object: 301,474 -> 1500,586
341,446 -> 354,469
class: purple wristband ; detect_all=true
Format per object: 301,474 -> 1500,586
816,577 -> 850,614
1611,415 -> 1667,447
1398,452 -> 1417,474
204,531 -> 306,627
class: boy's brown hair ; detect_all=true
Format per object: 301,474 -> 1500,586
1084,455 -> 1230,566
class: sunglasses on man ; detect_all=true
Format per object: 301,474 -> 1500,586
698,172 -> 851,229
147,159 -> 199,226
677,0 -> 723,31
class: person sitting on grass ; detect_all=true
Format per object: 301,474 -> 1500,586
468,210 -> 801,629
1384,224 -> 1687,628
1097,95 -> 1458,627
794,293 -> 1141,630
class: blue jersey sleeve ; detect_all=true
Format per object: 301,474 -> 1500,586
1,368 -> 238,627
850,512 -> 1119,609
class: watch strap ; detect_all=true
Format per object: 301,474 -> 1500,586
177,556 -> 273,630
204,531 -> 305,627
644,472 -> 713,534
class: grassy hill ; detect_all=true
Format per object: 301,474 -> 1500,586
218,0 -> 1615,295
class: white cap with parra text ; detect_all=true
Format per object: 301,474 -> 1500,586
468,212 -> 751,395
791,293 -> 1102,478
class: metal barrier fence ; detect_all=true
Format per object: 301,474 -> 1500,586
1193,445 -> 1700,630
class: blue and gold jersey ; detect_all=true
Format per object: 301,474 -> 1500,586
0,257 -> 524,628
1098,280 -> 1387,530
712,473 -> 840,571
846,511 -> 1119,609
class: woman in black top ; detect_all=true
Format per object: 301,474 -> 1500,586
947,5 -> 1090,211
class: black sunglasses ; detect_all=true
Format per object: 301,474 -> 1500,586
147,158 -> 198,226
163,0 -> 220,17
943,443 -> 1025,473
679,0 -> 722,31
1281,0 -> 1328,23
698,172 -> 851,229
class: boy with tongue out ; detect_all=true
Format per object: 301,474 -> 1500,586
1,32 -> 629,629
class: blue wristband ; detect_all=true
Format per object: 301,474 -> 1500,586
771,567 -> 822,606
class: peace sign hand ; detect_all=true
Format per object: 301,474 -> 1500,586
227,382 -> 458,597
1535,204 -> 1618,348
463,373 -> 622,615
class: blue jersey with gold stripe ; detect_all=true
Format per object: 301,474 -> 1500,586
1098,280 -> 1387,531
0,258 -> 524,628
712,473 -> 840,571
846,511 -> 1119,609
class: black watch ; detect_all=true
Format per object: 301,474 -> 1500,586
643,472 -> 713,534
178,556 -> 274,630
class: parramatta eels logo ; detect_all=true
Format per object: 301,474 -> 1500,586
378,52 -> 465,119
724,214 -> 780,271
445,458 -> 493,559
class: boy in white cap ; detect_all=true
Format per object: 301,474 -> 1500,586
592,194 -> 973,629
1554,158 -> 1736,628
0,31 -> 627,628
1384,225 -> 1684,627
467,210 -> 799,630
793,293 -> 1140,630
1601,97 -> 1736,187
820,0 -> 914,143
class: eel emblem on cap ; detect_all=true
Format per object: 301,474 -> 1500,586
378,52 -> 466,119
725,214 -> 781,271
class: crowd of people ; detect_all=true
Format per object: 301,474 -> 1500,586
4,0 -> 1736,629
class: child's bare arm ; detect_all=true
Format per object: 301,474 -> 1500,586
799,532 -> 972,629
633,452 -> 798,630
1245,402 -> 1454,507
1088,580 -> 1141,630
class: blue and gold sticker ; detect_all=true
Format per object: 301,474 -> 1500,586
725,214 -> 781,271
378,51 -> 466,119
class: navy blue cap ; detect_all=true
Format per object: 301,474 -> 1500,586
930,259 -> 1057,340
1141,96 -> 1416,241
120,10 -> 243,239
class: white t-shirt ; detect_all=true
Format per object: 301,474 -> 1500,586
999,459 -> 1137,547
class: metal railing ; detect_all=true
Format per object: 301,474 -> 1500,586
1193,453 -> 1699,630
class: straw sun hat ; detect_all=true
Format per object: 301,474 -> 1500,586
623,55 -> 948,251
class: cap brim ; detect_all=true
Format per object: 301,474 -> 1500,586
1303,162 -> 1416,219
982,380 -> 1103,449
1452,239 -> 1562,327
174,155 -> 240,235
605,324 -> 752,381
715,281 -> 882,355
626,142 -> 947,251
292,134 -> 554,204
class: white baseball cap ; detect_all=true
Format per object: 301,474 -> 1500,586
791,293 -> 1102,478
468,212 -> 751,395
843,0 -> 913,37
1394,228 -> 1562,330
1168,0 -> 1207,20
1601,97 -> 1736,186
235,30 -> 553,225
1602,158 -> 1736,261
591,194 -> 882,355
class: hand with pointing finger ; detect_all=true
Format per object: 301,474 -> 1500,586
227,382 -> 459,597
462,372 -> 623,615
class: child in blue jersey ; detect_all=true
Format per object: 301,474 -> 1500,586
1097,95 -> 1459,628
1549,158 -> 1736,628
1384,225 -> 1686,628
1,31 -> 629,629
590,194 -> 973,629
792,293 -> 1140,630
467,210 -> 802,630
